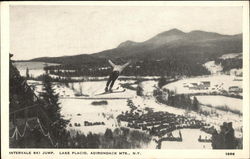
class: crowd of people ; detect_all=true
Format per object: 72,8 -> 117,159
117,100 -> 208,137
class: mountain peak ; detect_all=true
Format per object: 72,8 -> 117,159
156,28 -> 185,37
145,28 -> 186,45
117,40 -> 137,48
168,28 -> 184,33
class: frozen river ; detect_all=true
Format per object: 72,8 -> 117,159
13,61 -> 59,78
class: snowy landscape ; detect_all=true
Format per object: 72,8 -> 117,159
13,54 -> 243,149
7,6 -> 247,159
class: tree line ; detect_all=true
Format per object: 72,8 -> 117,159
153,88 -> 200,112
45,58 -> 211,77
214,58 -> 242,72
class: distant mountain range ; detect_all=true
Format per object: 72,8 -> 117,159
30,28 -> 242,64
29,28 -> 242,76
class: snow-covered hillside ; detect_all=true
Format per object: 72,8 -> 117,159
203,53 -> 242,75
203,61 -> 223,74
219,53 -> 242,59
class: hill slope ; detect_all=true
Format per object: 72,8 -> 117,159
30,28 -> 242,64
28,29 -> 242,76
92,29 -> 242,62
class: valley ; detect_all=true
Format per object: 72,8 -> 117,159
14,59 -> 243,149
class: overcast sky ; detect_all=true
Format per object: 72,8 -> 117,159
10,5 -> 242,60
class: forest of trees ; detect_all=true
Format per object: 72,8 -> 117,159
45,58 -> 211,77
153,88 -> 200,112
214,58 -> 242,72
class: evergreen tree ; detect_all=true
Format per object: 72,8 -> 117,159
136,82 -> 143,96
104,128 -> 113,140
80,133 -> 87,148
26,67 -> 30,78
79,82 -> 83,95
86,132 -> 99,148
44,63 -> 48,74
158,76 -> 167,88
193,96 -> 199,111
40,73 -> 69,141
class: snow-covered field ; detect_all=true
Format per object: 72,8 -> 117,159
60,98 -> 130,134
195,95 -> 242,113
140,80 -> 158,96
163,75 -> 242,94
198,105 -> 242,138
27,80 -> 75,97
161,129 -> 212,149
68,81 -> 136,98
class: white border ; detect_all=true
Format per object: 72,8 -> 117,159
1,1 -> 249,159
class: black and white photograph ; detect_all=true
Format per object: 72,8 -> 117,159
1,1 -> 249,159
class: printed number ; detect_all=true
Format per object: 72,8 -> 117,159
226,152 -> 235,155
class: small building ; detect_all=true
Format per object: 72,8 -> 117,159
229,86 -> 242,94
201,81 -> 211,87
